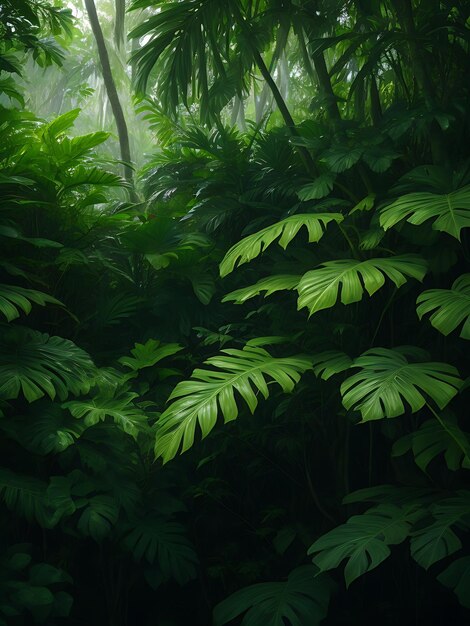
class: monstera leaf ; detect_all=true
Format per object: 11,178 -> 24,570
213,565 -> 333,626
380,186 -> 470,240
392,414 -> 470,471
155,344 -> 312,462
77,495 -> 119,542
0,469 -> 74,528
0,284 -> 62,322
410,494 -> 470,570
0,402 -> 86,454
297,255 -> 427,316
0,328 -> 96,402
123,515 -> 198,584
308,504 -> 415,587
311,351 -> 353,380
219,213 -> 343,276
416,274 -> 470,339
64,390 -> 148,439
222,275 -> 301,304
341,348 -> 462,421
438,556 -> 470,608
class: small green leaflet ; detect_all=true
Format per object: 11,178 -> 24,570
118,339 -> 183,371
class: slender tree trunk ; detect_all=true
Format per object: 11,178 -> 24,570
312,50 -> 342,126
84,0 -> 137,195
231,2 -> 316,175
392,0 -> 446,164
114,0 -> 126,49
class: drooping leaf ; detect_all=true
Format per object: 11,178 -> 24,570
155,345 -> 312,462
213,565 -> 333,626
311,351 -> 353,380
438,556 -> 470,608
341,348 -> 462,421
308,504 -> 415,587
222,275 -> 301,304
64,390 -> 148,439
380,186 -> 470,240
219,213 -> 344,277
392,415 -> 470,471
123,516 -> 198,583
0,284 -> 62,322
297,255 -> 427,316
416,274 -> 470,339
410,494 -> 470,569
77,495 -> 119,542
0,328 -> 96,403
297,174 -> 336,201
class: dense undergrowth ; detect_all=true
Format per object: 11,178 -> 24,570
0,1 -> 469,625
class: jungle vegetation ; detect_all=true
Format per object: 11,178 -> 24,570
0,1 -> 469,624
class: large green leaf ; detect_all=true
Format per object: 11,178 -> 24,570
0,284 -> 62,322
77,495 -> 119,542
380,186 -> 470,240
297,255 -> 427,316
0,469 -> 74,528
392,415 -> 470,471
341,348 -> 462,421
410,494 -> 470,570
64,390 -> 148,439
308,504 -> 415,587
416,274 -> 470,339
213,565 -> 333,626
155,345 -> 312,462
438,556 -> 470,608
222,275 -> 301,304
0,403 -> 86,454
123,516 -> 198,583
0,328 -> 96,402
219,213 -> 343,277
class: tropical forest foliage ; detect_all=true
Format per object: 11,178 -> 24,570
0,0 -> 469,624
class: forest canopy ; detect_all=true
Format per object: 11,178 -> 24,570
0,1 -> 469,625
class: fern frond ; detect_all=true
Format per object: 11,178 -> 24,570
155,345 -> 312,462
219,213 -> 343,277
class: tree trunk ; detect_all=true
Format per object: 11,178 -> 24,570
114,0 -> 126,49
84,0 -> 137,195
